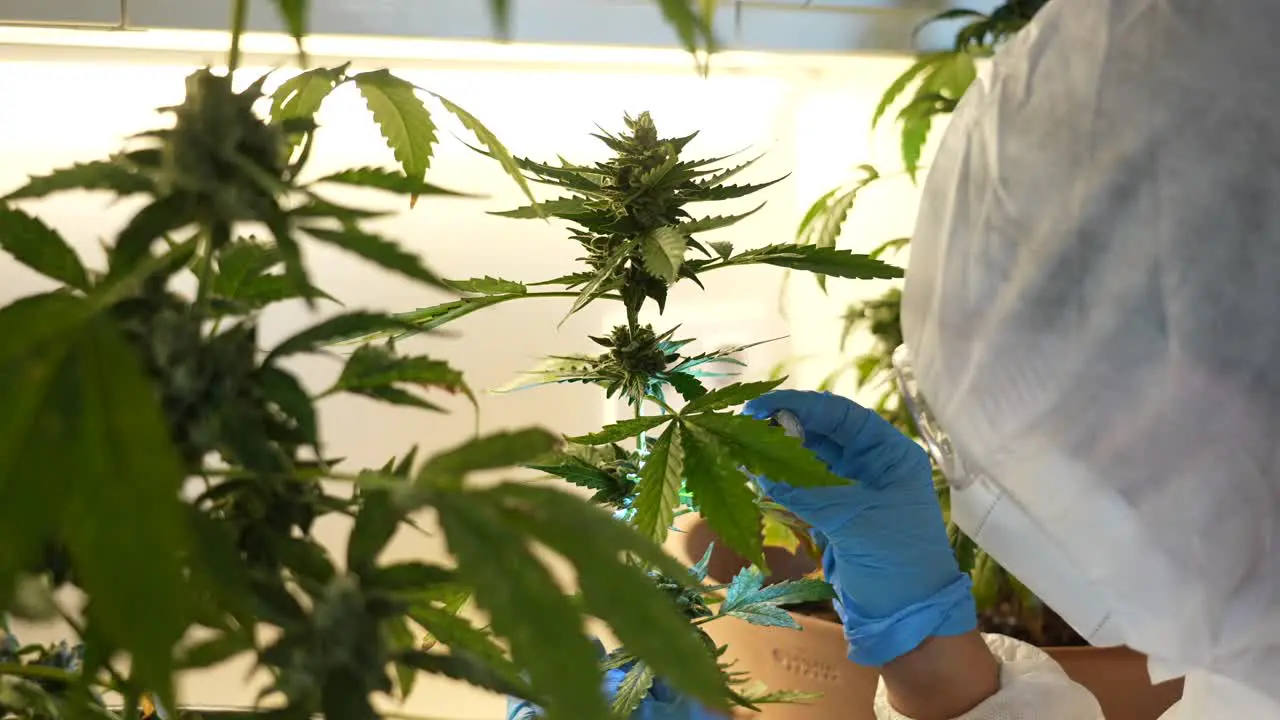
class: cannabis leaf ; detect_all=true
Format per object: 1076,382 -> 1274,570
632,423 -> 685,542
0,206 -> 89,290
717,567 -> 835,629
354,70 -> 438,182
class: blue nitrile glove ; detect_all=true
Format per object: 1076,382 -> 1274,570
506,641 -> 723,720
742,390 -> 976,667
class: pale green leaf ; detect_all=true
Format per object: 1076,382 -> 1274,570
612,663 -> 656,717
445,276 -> 527,295
632,423 -> 684,543
567,415 -> 671,445
430,91 -> 540,211
313,166 -> 471,197
640,225 -> 687,283
354,70 -> 438,181
678,202 -> 764,235
680,379 -> 784,415
268,311 -> 415,360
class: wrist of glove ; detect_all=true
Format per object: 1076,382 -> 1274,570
743,390 -> 977,667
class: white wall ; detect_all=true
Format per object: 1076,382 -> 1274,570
0,44 -> 922,718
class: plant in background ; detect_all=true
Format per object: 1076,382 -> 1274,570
360,111 -> 904,713
0,3 -> 754,719
783,1 -> 1080,645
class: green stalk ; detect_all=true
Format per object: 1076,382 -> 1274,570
227,0 -> 249,72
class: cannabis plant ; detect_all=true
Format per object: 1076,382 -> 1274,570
358,112 -> 904,712
0,11 -> 754,720
787,1 -> 1079,645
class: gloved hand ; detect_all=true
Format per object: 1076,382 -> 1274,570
742,390 -> 976,667
506,642 -> 722,720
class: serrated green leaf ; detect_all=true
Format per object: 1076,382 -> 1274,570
899,100 -> 934,182
3,161 -> 151,201
368,561 -> 456,592
632,423 -> 684,543
270,66 -> 340,127
331,345 -> 471,403
108,194 -> 194,279
0,206 -> 89,290
0,296 -> 188,704
354,70 -> 438,181
567,240 -> 630,319
418,429 -> 560,489
445,276 -> 527,295
268,312 -> 416,360
707,241 -> 733,259
680,426 -> 764,566
640,225 -> 687,283
525,455 -> 616,491
304,225 -> 445,287
680,379 -> 784,415
567,415 -> 671,445
679,203 -> 764,235
869,236 -> 911,260
347,489 -> 399,571
707,244 -> 903,280
430,91 -> 540,211
385,294 -> 518,338
400,649 -> 535,700
736,683 -> 822,706
655,0 -> 718,73
685,413 -> 847,489
721,567 -> 835,611
313,166 -> 471,197
490,196 -> 591,219
488,483 -> 729,709
665,372 -> 708,402
431,489 -> 609,720
612,662 -> 656,717
872,53 -> 944,129
408,602 -> 524,692
761,512 -> 801,554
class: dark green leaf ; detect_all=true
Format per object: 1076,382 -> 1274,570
331,345 -> 471,402
640,225 -> 687,284
678,203 -> 764,235
491,196 -> 590,219
0,296 -> 188,702
489,483 -> 729,709
313,167 -> 472,197
268,311 -> 416,360
431,490 -> 609,720
445,276 -> 527,295
418,429 -> 560,488
176,632 -> 253,670
430,91 -> 540,211
304,225 -> 445,288
368,561 -> 456,592
3,161 -> 151,201
0,206 -> 89,290
707,244 -> 903,280
665,372 -> 708,402
686,413 -> 847,488
408,603 -> 525,692
631,423 -> 684,543
655,0 -> 718,72
353,385 -> 444,412
400,649 -> 534,701
258,365 -> 318,446
680,379 -> 783,415
108,194 -> 193,278
679,426 -> 763,566
567,415 -> 671,445
347,490 -> 400,570
353,70 -> 438,181
612,663 -> 656,717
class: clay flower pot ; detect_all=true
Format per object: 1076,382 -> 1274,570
668,515 -> 1183,720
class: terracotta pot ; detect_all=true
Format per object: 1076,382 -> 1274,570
668,516 -> 1184,720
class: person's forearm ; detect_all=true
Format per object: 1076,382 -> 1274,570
879,631 -> 1000,720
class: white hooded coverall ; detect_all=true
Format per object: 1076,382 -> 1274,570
880,0 -> 1280,718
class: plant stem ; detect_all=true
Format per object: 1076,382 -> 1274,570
195,220 -> 229,328
227,0 -> 249,73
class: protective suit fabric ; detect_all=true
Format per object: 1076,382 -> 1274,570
874,634 -> 1103,720
898,0 -> 1280,716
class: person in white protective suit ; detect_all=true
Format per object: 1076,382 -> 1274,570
510,0 -> 1280,718
745,0 -> 1280,717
